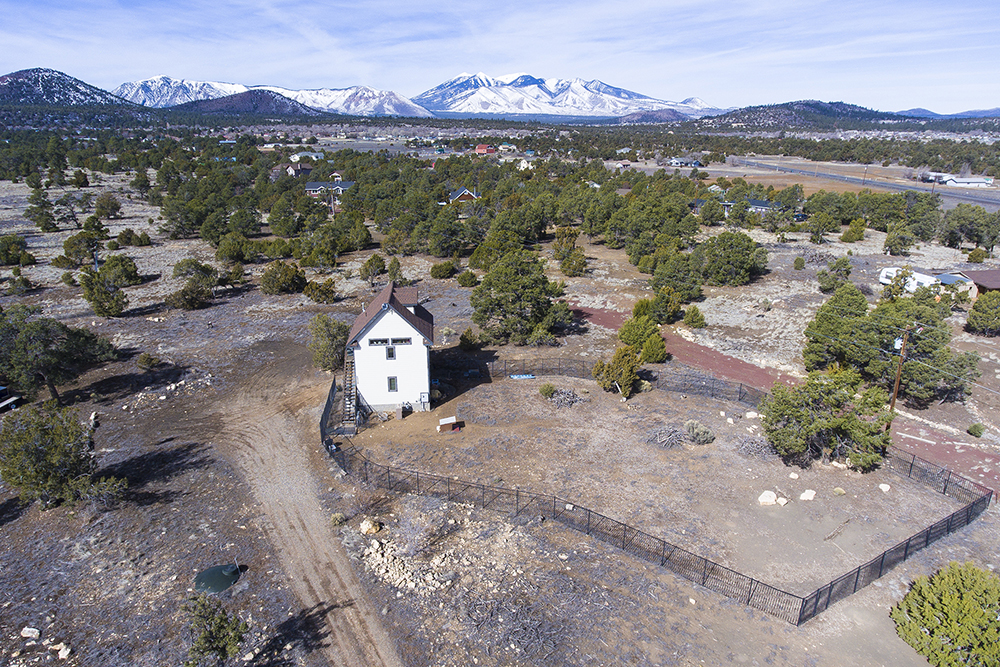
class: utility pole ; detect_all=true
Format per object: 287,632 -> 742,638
889,327 -> 911,413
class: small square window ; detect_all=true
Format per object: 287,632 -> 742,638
388,377 -> 398,392
386,346 -> 396,360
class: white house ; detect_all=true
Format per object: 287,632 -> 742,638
345,283 -> 434,414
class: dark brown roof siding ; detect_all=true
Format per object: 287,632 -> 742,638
959,269 -> 1000,290
347,283 -> 433,346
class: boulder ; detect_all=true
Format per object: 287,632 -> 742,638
833,487 -> 846,496
757,490 -> 777,506
789,472 -> 799,480
20,627 -> 40,639
879,483 -> 891,494
799,489 -> 816,501
359,518 -> 381,535
776,497 -> 789,506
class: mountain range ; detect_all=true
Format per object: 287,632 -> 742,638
109,71 -> 723,119
0,68 -> 996,124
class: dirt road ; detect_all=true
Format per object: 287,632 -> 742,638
211,343 -> 403,667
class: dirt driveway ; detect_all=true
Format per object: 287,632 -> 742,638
208,343 -> 402,667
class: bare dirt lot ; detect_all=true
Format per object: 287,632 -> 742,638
1,164 -> 999,667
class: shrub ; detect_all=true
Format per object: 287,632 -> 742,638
640,332 -> 668,363
359,253 -> 386,285
968,423 -> 985,438
458,327 -> 478,351
106,240 -> 120,251
183,594 -> 249,667
51,255 -> 75,269
456,270 -> 478,287
890,561 -> 1000,667
539,383 -> 556,399
166,280 -> 213,310
840,218 -> 866,243
966,291 -> 1000,336
308,314 -> 350,371
632,299 -> 652,319
430,260 -> 456,279
685,420 -> 715,445
683,305 -> 706,328
618,315 -> 657,348
19,251 -> 36,266
0,404 -> 126,507
136,352 -> 161,371
593,346 -> 640,398
261,261 -> 306,295
61,271 -> 76,286
559,247 -> 587,276
0,235 -> 28,265
304,278 -> 338,303
968,247 -> 988,263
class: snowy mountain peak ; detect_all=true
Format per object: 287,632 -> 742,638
114,76 -> 433,117
0,68 -> 134,107
412,72 -> 723,119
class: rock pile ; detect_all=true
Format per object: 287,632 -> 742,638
548,388 -> 587,408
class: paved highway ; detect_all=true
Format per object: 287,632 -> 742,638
732,158 -> 1000,211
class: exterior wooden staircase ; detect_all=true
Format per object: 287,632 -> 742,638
339,348 -> 358,435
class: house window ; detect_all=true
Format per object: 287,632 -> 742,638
368,338 -> 389,346
386,346 -> 396,360
390,338 -> 411,345
388,377 -> 397,392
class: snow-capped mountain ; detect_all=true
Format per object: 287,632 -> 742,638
114,75 -> 431,117
255,85 -> 432,118
113,76 -> 247,108
412,72 -> 724,118
0,68 -> 135,107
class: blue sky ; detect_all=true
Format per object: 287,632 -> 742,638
1,0 -> 996,114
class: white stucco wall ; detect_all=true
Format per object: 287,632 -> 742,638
353,309 -> 430,411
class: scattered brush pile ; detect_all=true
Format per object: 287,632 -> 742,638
646,426 -> 686,449
735,435 -> 779,461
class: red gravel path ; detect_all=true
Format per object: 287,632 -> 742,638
573,304 -> 998,498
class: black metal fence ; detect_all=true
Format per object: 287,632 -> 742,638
431,356 -> 767,407
321,356 -> 994,625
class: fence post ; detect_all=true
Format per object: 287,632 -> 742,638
586,509 -> 591,535
908,454 -> 915,478
515,489 -> 519,514
660,540 -> 666,566
701,559 -> 709,586
878,551 -> 887,577
853,567 -> 861,593
415,471 -> 419,494
386,467 -> 391,490
943,471 -> 952,496
447,477 -> 451,499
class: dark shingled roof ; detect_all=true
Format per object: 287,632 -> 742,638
347,283 -> 433,346
959,269 -> 1000,290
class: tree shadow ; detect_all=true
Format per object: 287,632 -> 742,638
63,363 -> 190,406
250,601 -> 348,666
0,496 -> 26,528
97,441 -> 212,506
124,301 -> 168,318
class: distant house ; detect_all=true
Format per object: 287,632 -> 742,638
290,151 -> 325,163
719,198 -> 779,217
879,267 -> 940,293
269,163 -> 292,181
449,187 -> 479,204
287,164 -> 313,178
475,144 -> 496,155
305,180 -> 355,198
498,142 -> 517,153
939,176 -> 994,188
957,269 -> 1000,300
345,283 -> 434,417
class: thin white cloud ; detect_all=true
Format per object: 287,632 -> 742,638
0,0 -> 996,113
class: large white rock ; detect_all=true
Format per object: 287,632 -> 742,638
359,518 -> 381,535
20,627 -> 40,639
879,484 -> 891,494
758,490 -> 778,506
799,489 -> 816,501
745,411 -> 758,419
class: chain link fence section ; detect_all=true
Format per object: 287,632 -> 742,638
321,355 -> 994,625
